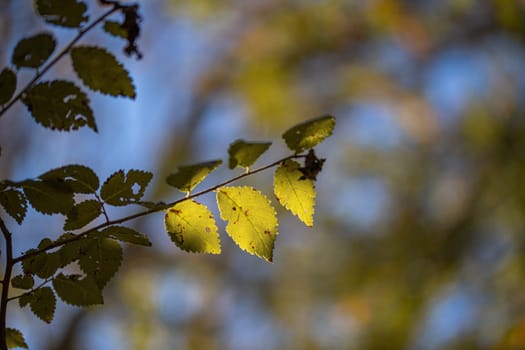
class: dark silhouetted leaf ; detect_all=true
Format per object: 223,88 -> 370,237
217,186 -> 278,262
228,139 -> 271,169
30,287 -> 56,323
19,294 -> 32,309
53,273 -> 103,306
99,226 -> 151,247
22,80 -> 96,132
22,243 -> 60,279
38,238 -> 53,250
165,200 -> 221,254
21,250 -> 46,275
282,115 -> 335,152
40,165 -> 99,193
100,169 -> 152,206
37,253 -> 60,279
0,68 -> 16,105
71,46 -> 136,98
274,160 -> 315,226
35,0 -> 88,28
58,237 -> 92,267
64,200 -> 101,230
78,238 -> 122,289
0,189 -> 27,224
6,328 -> 28,349
11,32 -> 56,69
103,20 -> 127,38
21,179 -> 74,215
11,275 -> 34,290
166,160 -> 222,193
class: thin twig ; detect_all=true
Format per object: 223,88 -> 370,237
0,218 -> 13,350
12,153 -> 305,264
7,278 -> 53,303
0,4 -> 121,118
95,193 -> 111,223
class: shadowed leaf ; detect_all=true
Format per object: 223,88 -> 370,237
64,200 -> 101,230
101,169 -> 152,206
71,46 -> 136,98
58,237 -> 92,267
79,238 -> 123,289
35,0 -> 88,28
282,115 -> 335,152
11,275 -> 34,290
21,179 -> 74,215
99,226 -> 151,247
22,80 -> 96,132
228,139 -> 271,169
53,274 -> 103,306
0,68 -> 16,105
22,240 -> 61,278
40,165 -> 99,194
30,287 -> 56,323
6,328 -> 28,349
103,20 -> 127,38
165,200 -> 221,254
11,32 -> 56,69
0,189 -> 27,224
166,160 -> 222,193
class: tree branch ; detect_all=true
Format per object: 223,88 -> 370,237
0,218 -> 13,350
0,4 -> 121,118
12,153 -> 305,264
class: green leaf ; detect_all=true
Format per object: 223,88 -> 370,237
103,20 -> 127,38
58,237 -> 92,267
101,169 -> 153,206
78,238 -> 123,289
35,0 -> 88,28
22,250 -> 46,275
282,115 -> 335,152
40,165 -> 99,194
0,189 -> 28,224
228,139 -> 271,169
19,294 -> 32,308
165,200 -> 221,254
21,179 -> 74,215
37,252 -> 61,279
98,226 -> 151,247
11,275 -> 34,290
64,200 -> 102,230
0,68 -> 16,105
217,186 -> 278,262
6,328 -> 28,349
38,238 -> 53,250
22,247 -> 61,279
274,160 -> 316,226
53,273 -> 103,306
71,46 -> 136,99
166,160 -> 222,193
30,287 -> 56,323
11,32 -> 56,69
22,80 -> 97,132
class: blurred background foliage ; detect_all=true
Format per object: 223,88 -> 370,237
1,0 -> 525,349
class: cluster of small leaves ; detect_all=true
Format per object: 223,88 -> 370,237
0,115 -> 334,347
165,115 -> 335,261
1,166 -> 152,344
0,0 -> 141,136
0,1 -> 337,348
